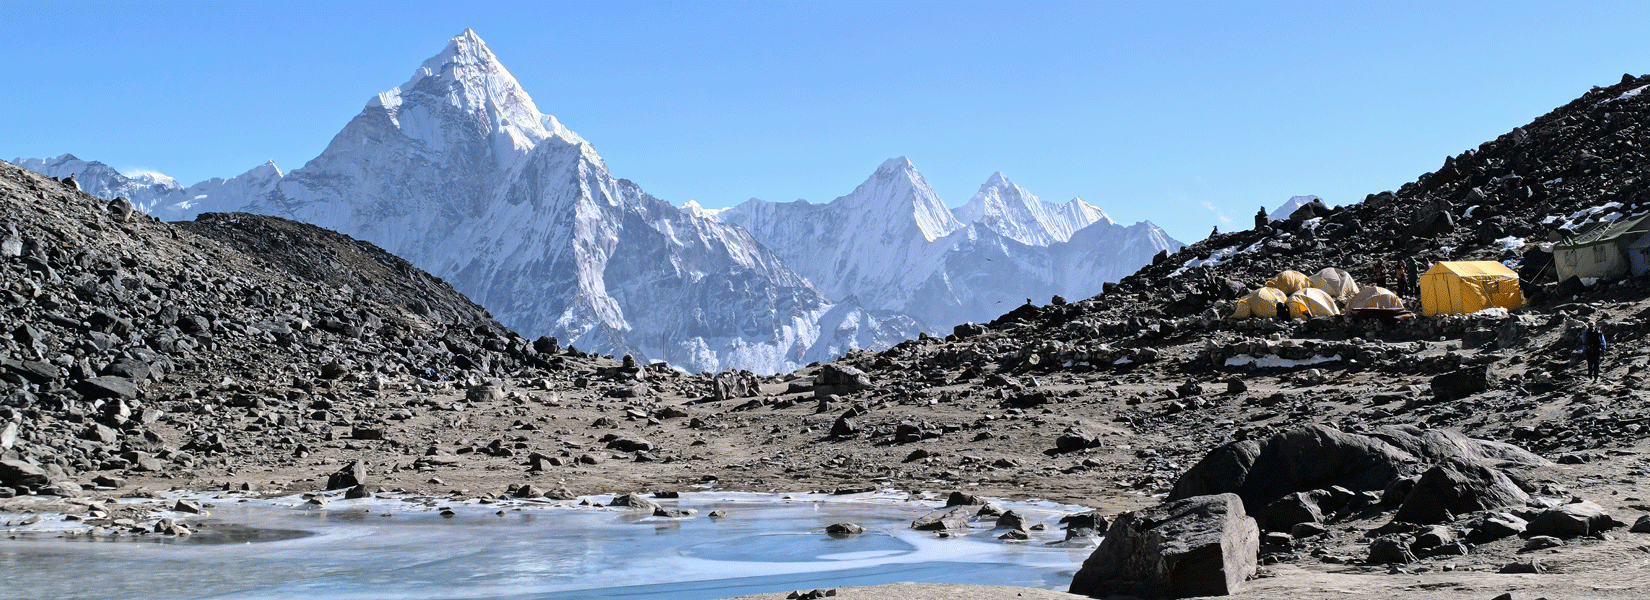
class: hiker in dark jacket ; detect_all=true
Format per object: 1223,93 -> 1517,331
1583,320 -> 1607,381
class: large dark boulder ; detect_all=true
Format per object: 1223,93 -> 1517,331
814,364 -> 872,398
1392,456 -> 1530,524
0,459 -> 49,491
75,376 -> 139,400
1430,366 -> 1495,402
325,460 -> 367,490
1069,493 -> 1259,599
1168,425 -> 1419,514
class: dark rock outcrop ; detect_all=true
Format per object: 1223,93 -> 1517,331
1069,493 -> 1259,599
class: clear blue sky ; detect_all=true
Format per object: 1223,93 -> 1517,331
6,1 -> 1650,243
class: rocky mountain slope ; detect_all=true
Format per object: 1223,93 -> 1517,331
717,158 -> 1180,329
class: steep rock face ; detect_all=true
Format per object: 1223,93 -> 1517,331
231,29 -> 907,374
720,162 -> 1182,330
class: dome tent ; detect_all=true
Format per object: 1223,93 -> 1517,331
1347,286 -> 1404,311
1266,270 -> 1311,296
1229,287 -> 1288,319
1308,267 -> 1360,301
1286,287 -> 1341,320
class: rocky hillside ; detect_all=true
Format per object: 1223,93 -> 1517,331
0,160 -> 620,492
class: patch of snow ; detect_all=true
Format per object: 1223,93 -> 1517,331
1170,244 -> 1239,277
1463,205 -> 1479,219
1224,354 -> 1344,368
1611,85 -> 1648,102
1470,307 -> 1510,319
1495,236 -> 1525,253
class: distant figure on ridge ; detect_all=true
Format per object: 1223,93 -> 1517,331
1254,206 -> 1268,230
1583,319 -> 1607,381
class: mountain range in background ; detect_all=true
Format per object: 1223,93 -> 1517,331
10,29 -> 1184,374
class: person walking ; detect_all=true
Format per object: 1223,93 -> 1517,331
1583,320 -> 1608,381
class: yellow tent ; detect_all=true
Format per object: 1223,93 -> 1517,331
1419,261 -> 1524,316
1229,286 -> 1288,319
1266,270 -> 1311,295
1286,287 -> 1341,320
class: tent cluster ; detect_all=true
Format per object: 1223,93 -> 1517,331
1229,261 -> 1525,320
1229,267 -> 1404,320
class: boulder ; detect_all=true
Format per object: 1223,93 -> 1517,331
1392,457 -> 1530,525
826,523 -> 865,536
1366,535 -> 1417,564
1526,500 -> 1615,538
325,460 -> 367,490
0,459 -> 49,491
1467,512 -> 1528,542
1260,491 -> 1325,533
75,376 -> 138,400
814,364 -> 872,398
1069,493 -> 1259,598
1429,366 -> 1494,402
1169,425 -> 1418,515
912,505 -> 976,531
605,436 -> 653,452
1055,427 -> 1103,453
609,493 -> 660,512
996,510 -> 1030,531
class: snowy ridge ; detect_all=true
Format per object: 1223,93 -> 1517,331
7,154 -> 281,221
953,172 -> 1111,245
719,159 -> 1182,330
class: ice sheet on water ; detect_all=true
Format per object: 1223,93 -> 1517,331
0,491 -> 1096,600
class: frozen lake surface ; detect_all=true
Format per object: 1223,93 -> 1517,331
0,491 -> 1096,599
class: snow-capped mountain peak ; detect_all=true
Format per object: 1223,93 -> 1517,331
123,169 -> 180,189
954,172 -> 1110,245
837,156 -> 960,242
370,29 -> 588,158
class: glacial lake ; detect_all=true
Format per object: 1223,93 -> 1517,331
0,491 -> 1096,599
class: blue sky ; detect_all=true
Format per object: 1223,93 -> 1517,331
6,1 -> 1650,243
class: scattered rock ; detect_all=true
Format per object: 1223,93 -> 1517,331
1069,493 -> 1259,598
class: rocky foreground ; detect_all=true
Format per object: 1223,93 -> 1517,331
7,74 -> 1650,599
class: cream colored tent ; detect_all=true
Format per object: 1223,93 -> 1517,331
1419,261 -> 1523,316
1266,270 -> 1311,295
1286,287 -> 1341,320
1308,267 -> 1360,301
1347,286 -> 1404,311
1229,286 -> 1288,319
